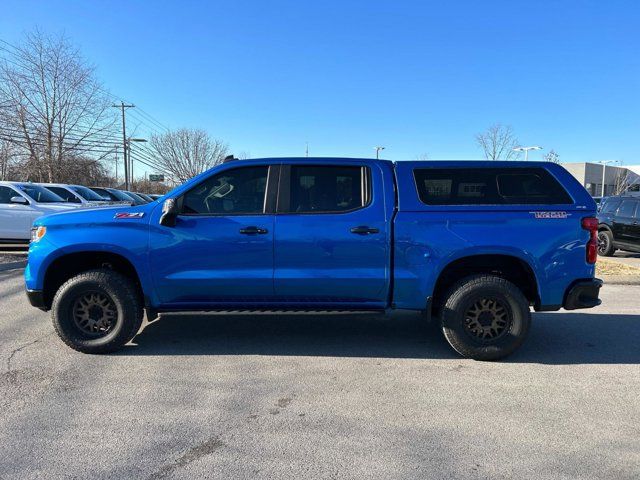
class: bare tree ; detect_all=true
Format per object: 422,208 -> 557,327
613,169 -> 630,195
147,128 -> 228,183
0,30 -> 117,182
475,124 -> 519,160
543,149 -> 560,163
416,153 -> 430,161
0,137 -> 15,180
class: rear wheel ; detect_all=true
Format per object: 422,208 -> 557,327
597,230 -> 615,256
440,275 -> 531,361
51,269 -> 143,353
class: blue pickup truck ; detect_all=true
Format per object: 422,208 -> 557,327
25,158 -> 601,360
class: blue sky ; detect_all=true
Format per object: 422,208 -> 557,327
1,0 -> 639,169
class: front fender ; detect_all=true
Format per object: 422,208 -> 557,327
25,235 -> 152,300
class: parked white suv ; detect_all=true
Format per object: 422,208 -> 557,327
0,182 -> 80,242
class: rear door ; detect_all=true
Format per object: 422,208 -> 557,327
627,200 -> 640,248
273,163 -> 389,307
613,199 -> 638,245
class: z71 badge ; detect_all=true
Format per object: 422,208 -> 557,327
114,212 -> 145,219
532,211 -> 570,219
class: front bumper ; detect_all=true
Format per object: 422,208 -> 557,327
563,278 -> 603,310
26,289 -> 47,311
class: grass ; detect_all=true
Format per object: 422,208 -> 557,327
596,258 -> 640,276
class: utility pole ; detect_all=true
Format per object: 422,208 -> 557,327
305,142 -> 309,158
112,102 -> 135,189
114,145 -> 118,186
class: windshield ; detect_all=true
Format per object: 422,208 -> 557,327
109,188 -> 135,202
45,186 -> 81,203
70,185 -> 108,201
124,191 -> 147,204
17,184 -> 65,203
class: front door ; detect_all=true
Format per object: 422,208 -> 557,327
0,186 -> 33,240
149,165 -> 276,306
273,163 -> 389,307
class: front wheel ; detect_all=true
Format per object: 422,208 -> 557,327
440,275 -> 531,361
51,269 -> 143,353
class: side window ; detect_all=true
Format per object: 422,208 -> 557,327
413,168 -> 572,205
0,186 -> 16,204
285,165 -> 367,213
617,200 -> 637,217
601,199 -> 621,214
182,166 -> 268,215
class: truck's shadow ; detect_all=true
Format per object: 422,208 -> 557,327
122,311 -> 640,364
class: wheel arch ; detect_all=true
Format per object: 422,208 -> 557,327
42,250 -> 144,310
431,253 -> 540,316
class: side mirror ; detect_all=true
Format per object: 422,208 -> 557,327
10,196 -> 28,205
159,198 -> 179,227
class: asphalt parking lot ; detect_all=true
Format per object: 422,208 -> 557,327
1,267 -> 639,480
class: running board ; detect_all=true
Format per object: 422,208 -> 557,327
155,308 -> 387,315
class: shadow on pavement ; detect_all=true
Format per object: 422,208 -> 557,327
121,310 -> 640,364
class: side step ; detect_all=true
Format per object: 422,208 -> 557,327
155,308 -> 387,316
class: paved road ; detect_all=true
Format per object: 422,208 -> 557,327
1,268 -> 639,480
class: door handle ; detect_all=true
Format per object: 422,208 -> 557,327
350,226 -> 380,235
239,226 -> 268,235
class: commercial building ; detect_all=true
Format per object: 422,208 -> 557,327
562,162 -> 640,197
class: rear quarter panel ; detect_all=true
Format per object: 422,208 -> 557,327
393,161 -> 597,309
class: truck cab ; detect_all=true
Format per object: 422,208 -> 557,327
25,158 -> 601,360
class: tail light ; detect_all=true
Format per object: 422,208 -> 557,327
582,217 -> 598,264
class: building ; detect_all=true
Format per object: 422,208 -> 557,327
562,162 -> 640,197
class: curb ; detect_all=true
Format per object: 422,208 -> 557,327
600,275 -> 640,286
0,260 -> 27,272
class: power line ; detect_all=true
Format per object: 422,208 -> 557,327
0,125 -> 122,145
0,134 -> 118,155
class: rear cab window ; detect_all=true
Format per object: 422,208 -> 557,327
413,168 -> 572,205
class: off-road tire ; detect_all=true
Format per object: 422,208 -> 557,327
51,269 -> 143,354
597,230 -> 615,257
440,275 -> 531,361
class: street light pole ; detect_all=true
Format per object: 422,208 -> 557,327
598,160 -> 619,197
513,146 -> 543,161
374,146 -> 385,160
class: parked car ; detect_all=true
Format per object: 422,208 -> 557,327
40,183 -> 112,206
134,192 -> 155,202
0,181 -> 79,241
597,195 -> 640,255
123,191 -> 150,205
148,194 -> 164,201
88,187 -> 135,205
25,159 -> 601,360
